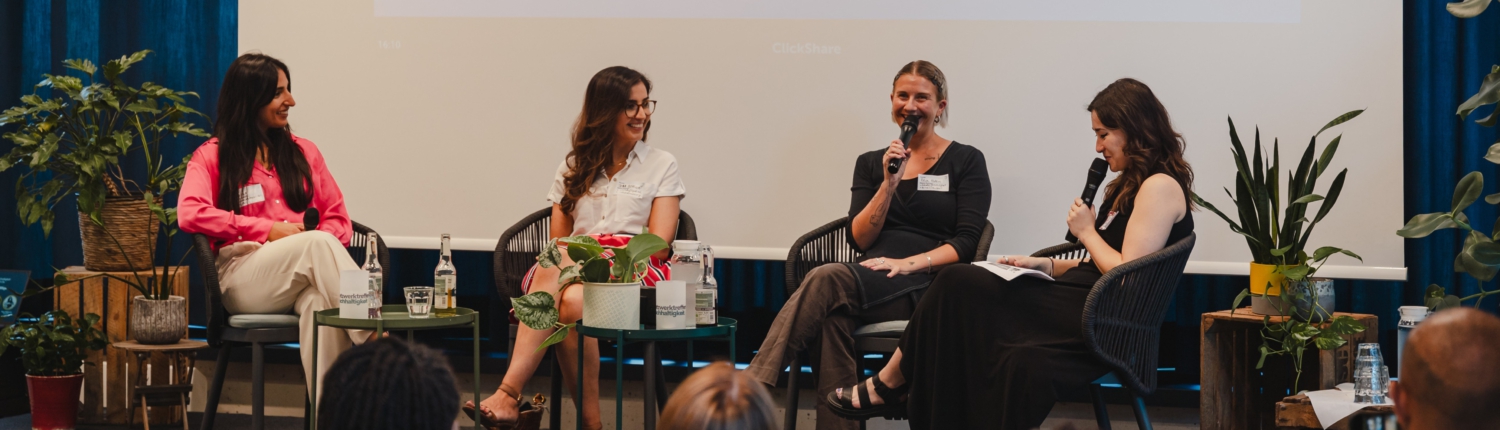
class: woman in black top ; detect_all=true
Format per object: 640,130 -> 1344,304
827,78 -> 1195,429
745,60 -> 992,430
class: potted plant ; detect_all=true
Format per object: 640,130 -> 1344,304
0,310 -> 107,430
512,231 -> 669,351
0,49 -> 208,271
1193,109 -> 1363,315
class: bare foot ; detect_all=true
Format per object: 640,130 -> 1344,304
467,389 -> 519,424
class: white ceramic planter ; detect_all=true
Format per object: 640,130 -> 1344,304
582,282 -> 641,330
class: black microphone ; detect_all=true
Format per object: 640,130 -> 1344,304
887,114 -> 922,174
304,208 -> 320,232
1065,158 -> 1111,242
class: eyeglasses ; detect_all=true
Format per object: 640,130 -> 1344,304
626,100 -> 658,116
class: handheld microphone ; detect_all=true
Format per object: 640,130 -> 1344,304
304,208 -> 320,232
1065,158 -> 1111,242
887,114 -> 922,174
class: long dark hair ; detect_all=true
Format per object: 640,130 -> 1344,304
317,338 -> 460,430
1087,78 -> 1194,212
213,53 -> 313,213
560,66 -> 652,215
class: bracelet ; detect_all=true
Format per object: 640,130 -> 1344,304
925,253 -> 933,274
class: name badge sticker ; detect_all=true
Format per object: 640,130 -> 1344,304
615,181 -> 648,199
917,174 -> 950,192
239,183 -> 265,207
1099,211 -> 1120,230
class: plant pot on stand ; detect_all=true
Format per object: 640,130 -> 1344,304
1286,278 -> 1335,322
129,295 -> 186,345
582,282 -> 642,330
1249,262 -> 1290,315
79,195 -> 157,272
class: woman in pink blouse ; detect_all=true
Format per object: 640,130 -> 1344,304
178,53 -> 369,398
467,66 -> 686,430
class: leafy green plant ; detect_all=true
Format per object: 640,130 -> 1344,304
1396,1 -> 1500,312
0,310 -> 107,376
511,231 -> 670,351
0,49 -> 208,235
1250,306 -> 1366,393
0,50 -> 204,300
1192,110 -> 1364,283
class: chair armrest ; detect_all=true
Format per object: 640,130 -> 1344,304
494,208 -> 553,299
784,217 -> 861,296
1082,233 -> 1196,397
1030,242 -> 1088,260
972,221 -> 996,262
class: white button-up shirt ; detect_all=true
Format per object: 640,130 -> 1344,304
546,142 -> 687,236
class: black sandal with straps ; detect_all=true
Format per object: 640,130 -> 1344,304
825,375 -> 909,420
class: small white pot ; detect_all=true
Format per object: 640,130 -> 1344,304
582,282 -> 641,330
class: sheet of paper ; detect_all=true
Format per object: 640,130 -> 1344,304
1304,384 -> 1392,429
973,261 -> 1055,281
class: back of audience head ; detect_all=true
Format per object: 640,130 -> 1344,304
659,361 -> 779,430
1391,307 -> 1500,430
318,337 -> 461,430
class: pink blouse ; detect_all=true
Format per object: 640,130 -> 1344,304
178,135 -> 351,249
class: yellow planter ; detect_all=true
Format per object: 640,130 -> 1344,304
1249,262 -> 1286,296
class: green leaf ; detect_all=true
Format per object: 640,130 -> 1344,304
511,292 -> 560,330
1315,135 -> 1341,177
1281,264 -> 1312,281
537,243 -> 562,268
1450,0 -> 1496,19
1399,213 -> 1458,238
1256,344 -> 1271,369
1230,288 -> 1252,313
1292,194 -> 1324,205
535,323 -> 575,352
1456,230 -> 1500,281
566,245 -> 592,265
556,265 -> 580,286
623,232 -> 669,264
1313,331 -> 1347,350
1315,110 -> 1363,137
1453,171 -> 1485,213
1327,316 -> 1366,336
1270,244 -> 1294,257
580,258 -> 611,283
1459,65 -> 1500,118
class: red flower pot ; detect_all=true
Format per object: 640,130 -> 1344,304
26,374 -> 83,430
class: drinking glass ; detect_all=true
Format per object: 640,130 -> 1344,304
404,286 -> 433,319
1354,343 -> 1385,403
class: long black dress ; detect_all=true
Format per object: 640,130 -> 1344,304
897,191 -> 1193,429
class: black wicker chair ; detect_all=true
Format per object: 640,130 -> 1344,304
197,222 -> 389,430
781,217 -> 995,430
1029,233 -> 1195,430
493,207 -> 697,430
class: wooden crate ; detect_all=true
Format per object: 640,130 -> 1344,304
53,266 -> 191,425
1275,393 -> 1393,429
1200,308 -> 1378,430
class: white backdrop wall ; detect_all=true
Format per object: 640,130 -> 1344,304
240,0 -> 1405,279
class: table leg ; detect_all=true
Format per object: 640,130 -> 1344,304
577,329 -> 584,430
644,341 -> 656,430
311,320 -> 320,430
730,325 -> 737,364
616,332 -> 624,430
473,320 -> 481,430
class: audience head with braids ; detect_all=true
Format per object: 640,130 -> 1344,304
318,338 -> 461,430
659,361 -> 779,430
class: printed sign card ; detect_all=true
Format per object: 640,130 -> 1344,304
339,269 -> 372,319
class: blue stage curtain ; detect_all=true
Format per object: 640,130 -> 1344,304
0,0 -> 237,325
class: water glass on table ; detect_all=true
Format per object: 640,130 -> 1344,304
1354,343 -> 1387,403
404,286 -> 433,319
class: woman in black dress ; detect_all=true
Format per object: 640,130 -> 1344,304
745,60 -> 991,430
827,78 -> 1195,429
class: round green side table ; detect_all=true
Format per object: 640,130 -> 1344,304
574,317 -> 737,430
311,305 -> 481,430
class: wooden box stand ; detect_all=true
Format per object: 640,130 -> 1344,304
53,266 -> 191,425
1200,308 -> 1378,430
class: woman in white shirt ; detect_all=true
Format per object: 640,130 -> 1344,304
467,66 -> 686,430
